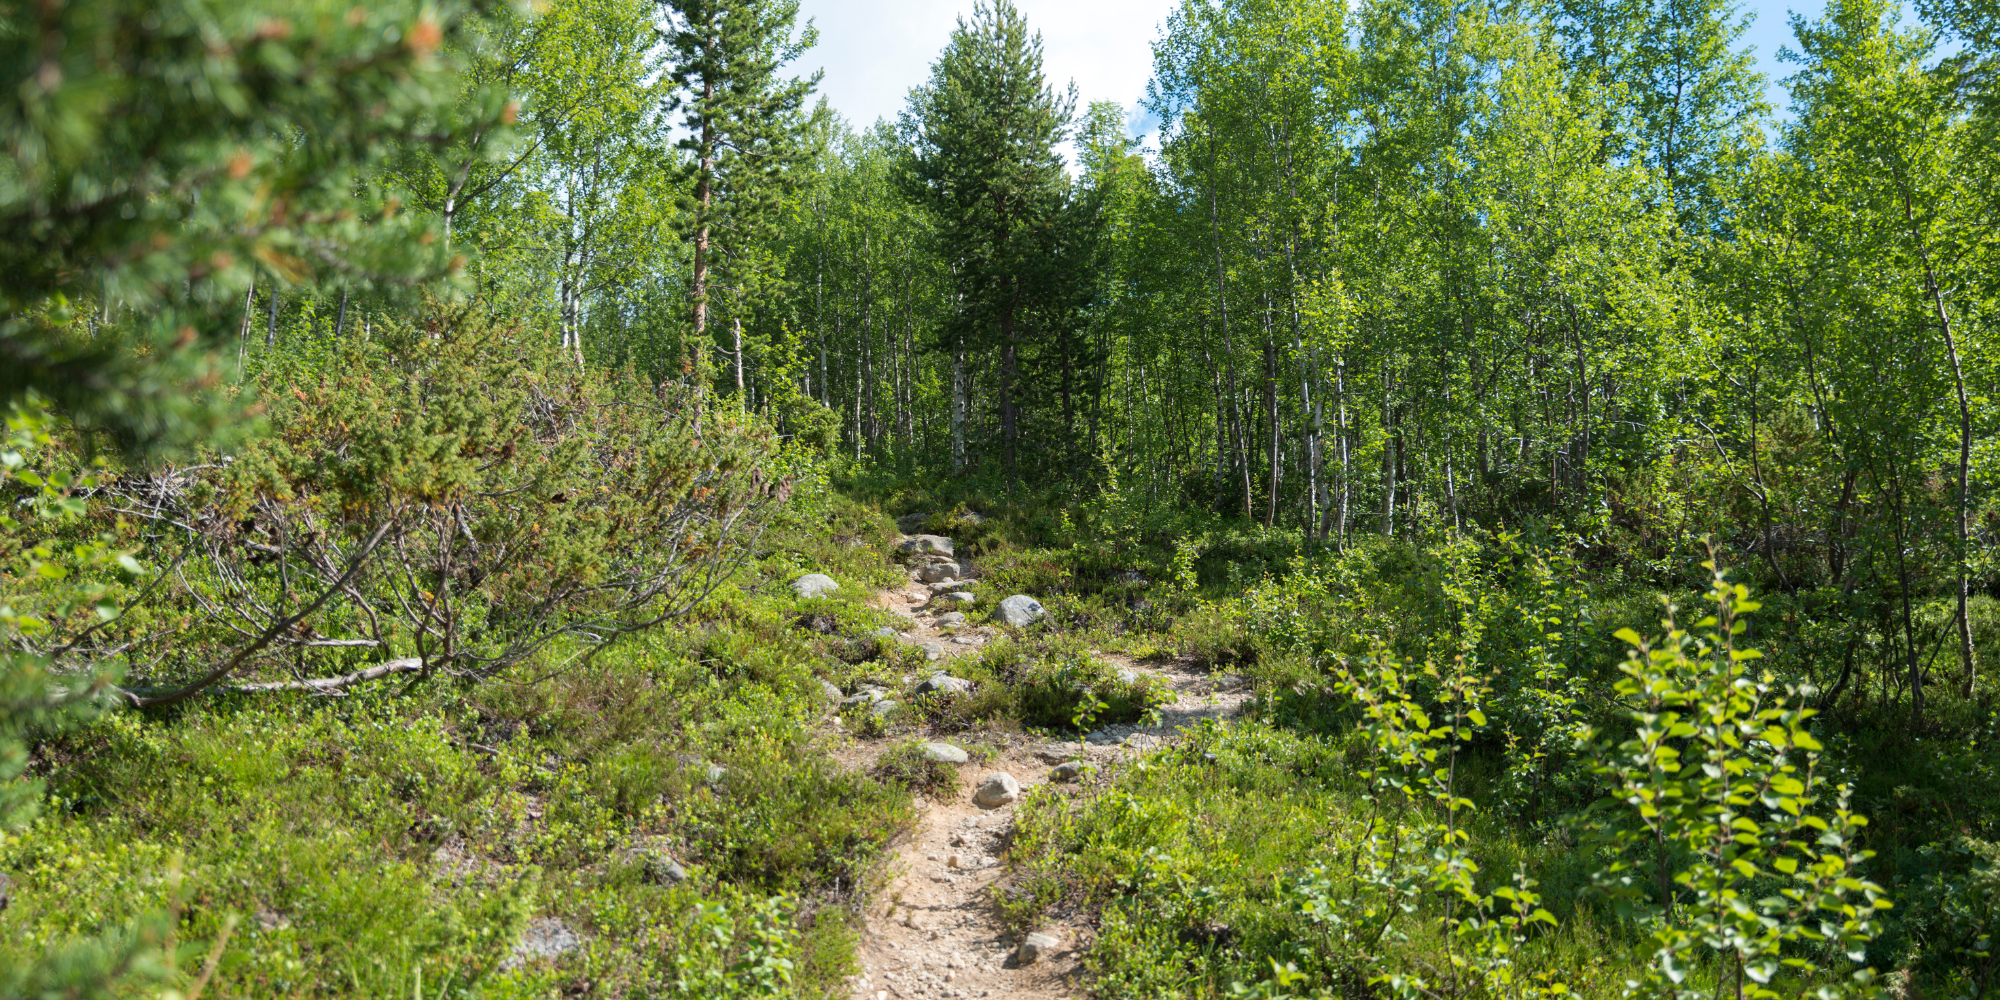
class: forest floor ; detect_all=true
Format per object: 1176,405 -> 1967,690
837,549 -> 1255,1000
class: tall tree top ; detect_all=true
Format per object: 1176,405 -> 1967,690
901,0 -> 1075,244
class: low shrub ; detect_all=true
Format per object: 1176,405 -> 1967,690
1009,648 -> 1170,732
871,740 -> 964,801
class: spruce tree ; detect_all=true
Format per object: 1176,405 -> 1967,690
658,0 -> 819,395
902,0 -> 1075,483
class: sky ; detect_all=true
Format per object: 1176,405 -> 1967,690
793,0 -> 1839,155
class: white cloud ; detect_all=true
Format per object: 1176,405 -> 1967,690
794,0 -> 1178,156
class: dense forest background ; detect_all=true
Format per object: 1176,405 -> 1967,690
5,0 -> 2000,995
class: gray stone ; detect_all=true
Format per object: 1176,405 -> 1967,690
870,699 -> 898,717
792,573 -> 839,599
705,763 -> 727,784
639,852 -> 688,885
918,642 -> 946,661
921,742 -> 970,764
1115,667 -> 1139,685
875,626 -> 901,639
927,579 -> 969,596
916,673 -> 973,696
973,771 -> 1021,808
817,679 -> 843,706
1016,931 -> 1060,965
898,534 -> 955,557
503,917 -> 582,970
935,591 -> 976,607
1212,673 -> 1250,691
1051,761 -> 1084,782
995,594 -> 1046,627
918,562 -> 962,584
936,612 -> 968,627
897,512 -> 931,533
843,685 -> 891,705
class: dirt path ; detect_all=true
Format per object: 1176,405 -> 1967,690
840,560 -> 1254,1000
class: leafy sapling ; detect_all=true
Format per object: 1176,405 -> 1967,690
1584,564 -> 1891,1000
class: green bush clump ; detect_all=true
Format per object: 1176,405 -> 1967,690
871,740 -> 965,801
1007,647 -> 1169,732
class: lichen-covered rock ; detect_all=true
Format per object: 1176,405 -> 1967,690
995,594 -> 1045,627
898,534 -> 954,556
921,742 -> 970,764
503,917 -> 582,970
1017,931 -> 1060,965
792,573 -> 838,598
915,673 -> 973,696
973,771 -> 1021,808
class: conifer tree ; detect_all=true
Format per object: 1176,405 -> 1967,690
658,0 -> 819,395
902,0 -> 1075,482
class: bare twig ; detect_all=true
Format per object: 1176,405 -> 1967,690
118,522 -> 394,707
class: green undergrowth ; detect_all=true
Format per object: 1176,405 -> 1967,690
0,483 -> 923,997
1003,721 -> 1631,1000
842,474 -> 2000,992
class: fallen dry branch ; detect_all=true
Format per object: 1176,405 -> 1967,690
224,657 -> 424,694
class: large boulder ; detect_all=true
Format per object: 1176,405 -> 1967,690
898,534 -> 954,557
973,771 -> 1021,808
792,573 -> 838,599
920,742 -> 970,764
995,594 -> 1046,627
915,673 -> 973,696
917,562 -> 962,584
1017,931 -> 1060,965
503,917 -> 583,971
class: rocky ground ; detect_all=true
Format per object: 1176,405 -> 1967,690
836,530 -> 1254,1000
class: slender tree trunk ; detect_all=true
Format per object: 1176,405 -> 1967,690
1899,186 -> 1977,696
1383,375 -> 1397,538
690,65 -> 715,386
733,317 -> 746,402
1205,137 -> 1251,520
1263,303 -> 1279,529
238,278 -> 257,364
265,289 -> 280,349
332,287 -> 348,364
1333,350 -> 1351,545
952,341 -> 967,474
1000,282 -> 1019,484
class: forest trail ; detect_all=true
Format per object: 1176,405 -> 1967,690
840,556 -> 1254,1000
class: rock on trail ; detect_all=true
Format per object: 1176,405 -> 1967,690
843,526 -> 1254,1000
